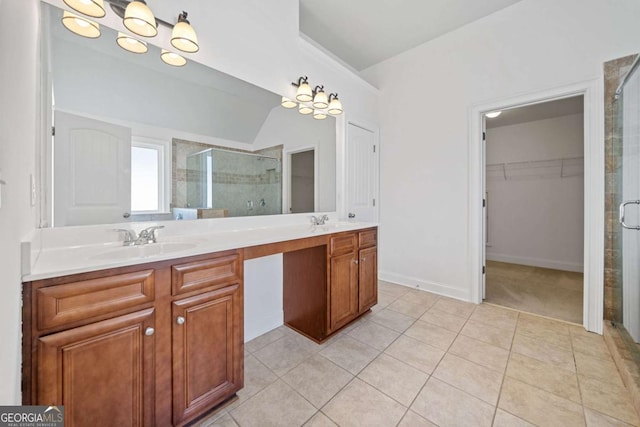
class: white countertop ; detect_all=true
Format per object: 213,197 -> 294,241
23,220 -> 376,282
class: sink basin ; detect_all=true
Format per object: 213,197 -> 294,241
89,242 -> 197,261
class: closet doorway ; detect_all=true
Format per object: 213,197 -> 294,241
483,96 -> 585,323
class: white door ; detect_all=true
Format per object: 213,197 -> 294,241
346,123 -> 378,222
54,111 -> 132,226
482,117 -> 487,300
621,65 -> 640,342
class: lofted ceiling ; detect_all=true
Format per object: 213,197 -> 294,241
299,0 -> 524,71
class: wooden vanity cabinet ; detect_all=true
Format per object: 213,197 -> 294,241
23,250 -> 243,427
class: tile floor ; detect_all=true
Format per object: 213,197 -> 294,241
193,281 -> 638,427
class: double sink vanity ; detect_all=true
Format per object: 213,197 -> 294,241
21,218 -> 378,426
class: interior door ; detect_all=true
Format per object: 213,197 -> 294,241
620,64 -> 640,342
346,123 -> 378,222
482,116 -> 487,300
54,111 -> 131,226
290,149 -> 315,213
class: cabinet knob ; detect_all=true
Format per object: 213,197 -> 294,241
176,316 -> 186,325
353,260 -> 359,265
145,327 -> 155,336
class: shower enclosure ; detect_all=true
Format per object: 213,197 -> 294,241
186,147 -> 282,217
613,56 -> 640,343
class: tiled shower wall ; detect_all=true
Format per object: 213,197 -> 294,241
604,54 -> 638,321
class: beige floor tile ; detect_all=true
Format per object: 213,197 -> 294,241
398,289 -> 440,308
584,407 -> 636,426
397,410 -> 437,427
431,296 -> 476,318
420,307 -> 468,333
387,299 -> 429,318
492,409 -> 535,426
579,375 -> 640,426
319,336 -> 380,375
498,377 -> 585,427
505,352 -> 581,403
358,353 -> 429,406
575,351 -> 625,387
323,378 -> 407,427
236,355 -> 278,402
196,408 -> 229,427
253,335 -> 314,376
281,354 -> 353,408
411,377 -> 494,427
204,413 -> 238,427
572,334 -> 614,361
378,281 -> 412,298
517,313 -> 571,336
369,308 -> 416,333
384,335 -> 445,374
460,320 -> 515,350
245,328 -> 286,354
433,353 -> 503,405
511,333 -> 576,372
569,324 -> 596,338
348,320 -> 400,351
449,334 -> 509,372
376,291 -> 398,309
303,412 -> 338,427
469,304 -> 519,331
404,320 -> 457,351
230,380 -> 316,427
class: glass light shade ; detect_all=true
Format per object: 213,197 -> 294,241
161,49 -> 187,67
117,32 -> 148,54
171,20 -> 199,53
298,104 -> 313,115
327,98 -> 343,115
62,11 -> 100,38
313,110 -> 327,120
63,0 -> 105,18
312,90 -> 329,109
281,97 -> 297,109
295,82 -> 313,102
485,111 -> 502,118
124,1 -> 157,38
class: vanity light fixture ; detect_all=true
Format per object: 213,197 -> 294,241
63,0 -> 105,18
293,76 -> 313,102
313,110 -> 327,120
298,104 -> 314,115
62,11 -> 101,38
171,12 -> 199,53
116,32 -> 148,54
281,97 -> 297,109
486,111 -> 502,118
123,0 -> 157,38
327,93 -> 343,116
161,49 -> 187,67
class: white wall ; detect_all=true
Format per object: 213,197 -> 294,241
362,0 -> 640,300
0,0 -> 40,404
486,113 -> 584,272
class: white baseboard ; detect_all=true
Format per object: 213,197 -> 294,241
378,270 -> 471,301
486,252 -> 583,273
245,312 -> 283,342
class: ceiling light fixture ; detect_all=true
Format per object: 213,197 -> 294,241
123,0 -> 157,38
327,93 -> 343,116
281,97 -> 297,109
486,111 -> 502,118
313,110 -> 327,120
116,32 -> 148,54
61,11 -> 101,38
298,104 -> 313,115
63,0 -> 105,18
171,11 -> 199,53
293,76 -> 313,102
161,49 -> 187,67
312,86 -> 328,109
286,77 -> 344,118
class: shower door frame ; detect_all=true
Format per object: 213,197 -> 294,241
468,78 -> 604,334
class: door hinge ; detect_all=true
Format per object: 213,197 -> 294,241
372,198 -> 376,207
483,266 -> 486,274
483,198 -> 486,207
373,145 -> 376,153
482,131 -> 486,141
51,126 -> 55,136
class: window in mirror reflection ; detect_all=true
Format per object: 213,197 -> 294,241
131,139 -> 169,213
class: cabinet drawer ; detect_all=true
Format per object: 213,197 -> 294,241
172,253 -> 241,296
330,234 -> 357,256
36,270 -> 155,330
358,229 -> 377,248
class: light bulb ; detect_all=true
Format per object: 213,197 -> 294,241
485,111 -> 502,118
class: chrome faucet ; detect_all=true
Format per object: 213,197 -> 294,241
311,215 -> 329,226
113,225 -> 165,246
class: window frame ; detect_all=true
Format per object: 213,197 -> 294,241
130,137 -> 171,215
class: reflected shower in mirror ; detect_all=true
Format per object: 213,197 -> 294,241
42,2 -> 336,227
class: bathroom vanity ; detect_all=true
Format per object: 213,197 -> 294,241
22,222 -> 377,426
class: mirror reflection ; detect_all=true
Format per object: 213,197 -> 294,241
44,3 -> 336,227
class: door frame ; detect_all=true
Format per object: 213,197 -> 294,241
468,78 -> 604,334
284,145 -> 318,214
344,119 -> 380,222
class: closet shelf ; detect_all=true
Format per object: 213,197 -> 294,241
487,157 -> 583,181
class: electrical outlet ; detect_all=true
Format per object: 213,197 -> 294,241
30,174 -> 36,207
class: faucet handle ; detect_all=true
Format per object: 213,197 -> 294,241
112,229 -> 136,245
310,215 -> 318,225
141,225 -> 165,243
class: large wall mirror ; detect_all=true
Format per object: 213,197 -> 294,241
41,2 -> 336,227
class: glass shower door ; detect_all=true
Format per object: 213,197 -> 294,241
619,61 -> 640,342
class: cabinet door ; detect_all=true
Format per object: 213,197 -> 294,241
37,308 -> 155,427
359,246 -> 378,312
172,284 -> 243,426
329,252 -> 359,332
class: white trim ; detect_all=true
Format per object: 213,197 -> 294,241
468,78 -> 604,334
486,253 -> 583,273
284,145 -> 319,213
379,270 -> 470,301
345,118 -> 380,223
131,136 -> 171,215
